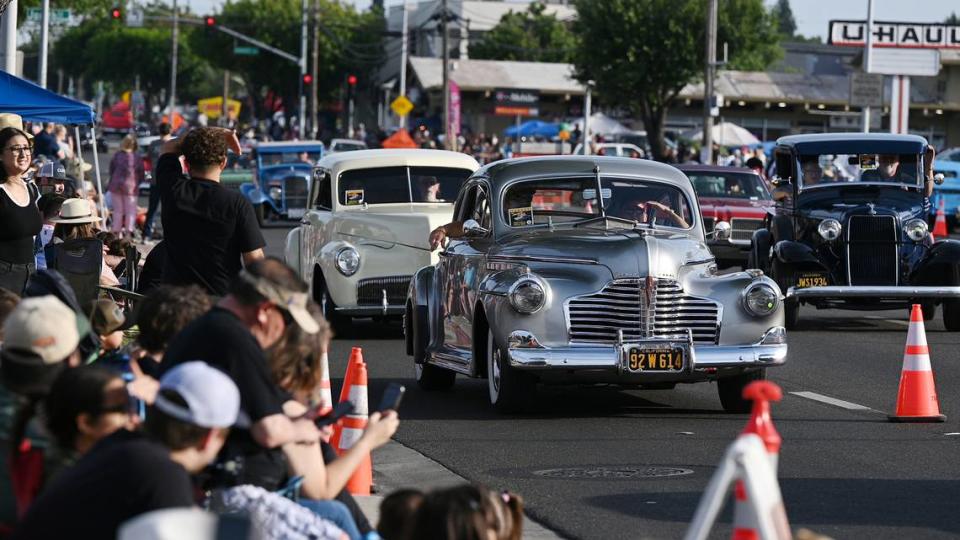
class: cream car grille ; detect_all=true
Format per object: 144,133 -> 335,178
357,276 -> 412,306
566,278 -> 720,345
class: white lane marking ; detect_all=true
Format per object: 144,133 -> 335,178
790,391 -> 877,412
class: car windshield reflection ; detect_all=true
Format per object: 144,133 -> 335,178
798,153 -> 922,189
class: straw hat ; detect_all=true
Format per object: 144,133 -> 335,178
0,113 -> 33,139
50,198 -> 101,224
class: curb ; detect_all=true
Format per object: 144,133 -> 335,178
354,440 -> 563,539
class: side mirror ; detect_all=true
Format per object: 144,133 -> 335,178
770,175 -> 790,187
463,219 -> 489,237
934,173 -> 945,186
713,220 -> 732,241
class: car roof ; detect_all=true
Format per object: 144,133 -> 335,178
330,138 -> 366,145
256,140 -> 325,152
776,133 -> 928,155
477,155 -> 693,192
317,148 -> 480,174
674,164 -> 760,175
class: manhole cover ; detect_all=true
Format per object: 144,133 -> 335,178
532,466 -> 694,480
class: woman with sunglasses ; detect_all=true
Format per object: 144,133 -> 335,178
0,128 -> 42,293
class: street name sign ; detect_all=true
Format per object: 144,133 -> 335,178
849,72 -> 883,108
391,95 -> 413,117
26,8 -> 70,23
234,46 -> 259,56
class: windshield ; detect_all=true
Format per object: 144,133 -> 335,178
688,171 -> 770,200
338,166 -> 473,205
259,150 -> 322,167
501,177 -> 694,229
798,153 -> 921,188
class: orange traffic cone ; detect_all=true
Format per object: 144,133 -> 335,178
889,305 -> 946,422
933,199 -> 948,239
339,359 -> 372,495
331,348 -> 363,449
732,381 -> 783,540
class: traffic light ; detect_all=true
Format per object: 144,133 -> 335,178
347,74 -> 357,86
346,74 -> 357,98
204,16 -> 216,27
302,74 -> 313,86
110,6 -> 122,20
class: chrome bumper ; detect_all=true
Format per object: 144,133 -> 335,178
786,285 -> 960,299
507,339 -> 787,372
335,305 -> 405,316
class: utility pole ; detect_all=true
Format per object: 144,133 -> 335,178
169,0 -> 179,123
862,0 -> 874,133
582,82 -> 593,155
222,70 -> 230,127
441,0 -> 450,150
1,0 -> 17,74
299,0 -> 307,139
399,2 -> 409,129
702,0 -> 717,165
38,0 -> 49,87
311,0 -> 320,138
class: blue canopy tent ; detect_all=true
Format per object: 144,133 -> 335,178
0,71 -> 105,218
504,120 -> 560,139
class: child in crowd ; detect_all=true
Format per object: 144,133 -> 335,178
377,489 -> 424,540
34,193 -> 65,270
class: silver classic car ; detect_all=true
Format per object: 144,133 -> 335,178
405,156 -> 788,413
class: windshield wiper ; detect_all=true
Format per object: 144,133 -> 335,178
572,215 -> 639,228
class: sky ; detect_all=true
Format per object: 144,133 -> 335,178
188,0 -> 959,40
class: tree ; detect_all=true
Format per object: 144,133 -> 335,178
188,0 -> 383,121
946,13 -> 959,25
572,0 -> 781,160
470,2 -> 576,63
772,0 -> 796,38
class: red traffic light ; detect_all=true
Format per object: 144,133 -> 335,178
347,74 -> 357,86
205,16 -> 216,26
111,7 -> 121,19
302,74 -> 313,85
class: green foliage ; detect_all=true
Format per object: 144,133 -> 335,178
188,0 -> 384,110
946,13 -> 959,25
470,2 -> 576,63
572,0 -> 781,159
772,0 -> 796,37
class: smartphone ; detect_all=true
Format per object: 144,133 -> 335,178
313,401 -> 354,427
378,383 -> 406,413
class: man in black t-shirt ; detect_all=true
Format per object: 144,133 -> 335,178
160,257 -> 323,489
13,361 -> 241,540
156,127 -> 265,296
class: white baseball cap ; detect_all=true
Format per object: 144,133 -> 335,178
1,296 -> 80,396
154,362 -> 246,429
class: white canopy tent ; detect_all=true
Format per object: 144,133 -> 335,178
686,121 -> 761,147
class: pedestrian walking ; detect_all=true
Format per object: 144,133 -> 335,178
0,127 -> 42,294
143,123 -> 172,240
107,135 -> 144,239
155,127 -> 265,296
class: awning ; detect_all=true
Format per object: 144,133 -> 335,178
0,71 -> 94,124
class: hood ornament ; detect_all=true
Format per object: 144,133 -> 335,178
867,203 -> 876,215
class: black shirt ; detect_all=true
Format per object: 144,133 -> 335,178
12,430 -> 194,540
0,182 -> 41,264
155,154 -> 265,296
160,307 -> 289,489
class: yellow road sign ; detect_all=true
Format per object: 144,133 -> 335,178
391,95 -> 413,117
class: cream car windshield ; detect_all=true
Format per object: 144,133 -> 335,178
502,177 -> 693,229
798,153 -> 922,189
338,166 -> 473,205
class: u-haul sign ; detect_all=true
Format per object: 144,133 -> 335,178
829,20 -> 960,49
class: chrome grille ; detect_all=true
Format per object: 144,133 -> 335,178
566,279 -> 720,345
282,177 -> 309,210
730,218 -> 764,242
846,215 -> 897,286
357,276 -> 411,306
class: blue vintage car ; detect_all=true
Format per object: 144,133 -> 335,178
750,133 -> 960,330
241,141 -> 324,224
930,159 -> 960,233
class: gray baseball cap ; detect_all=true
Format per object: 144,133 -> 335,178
154,362 -> 246,428
37,160 -> 67,180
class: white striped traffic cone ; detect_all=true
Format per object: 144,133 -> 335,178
889,304 -> 946,422
338,357 -> 372,495
732,381 -> 783,540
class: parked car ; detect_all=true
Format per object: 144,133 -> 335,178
930,159 -> 960,232
750,133 -> 960,330
405,156 -> 788,413
571,142 -> 646,158
678,165 -> 774,268
328,138 -> 368,153
241,141 -> 324,224
284,149 -> 480,331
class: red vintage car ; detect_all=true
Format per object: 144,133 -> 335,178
676,165 -> 774,268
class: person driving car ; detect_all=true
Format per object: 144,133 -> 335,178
429,186 -> 536,250
619,191 -> 689,228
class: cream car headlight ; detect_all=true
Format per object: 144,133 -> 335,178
817,219 -> 842,241
335,247 -> 360,276
269,186 -> 282,200
903,218 -> 928,242
508,278 -> 546,314
742,281 -> 779,317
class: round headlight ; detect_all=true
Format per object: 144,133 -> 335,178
269,186 -> 282,200
335,247 -> 360,276
742,282 -> 779,317
817,219 -> 842,241
509,278 -> 546,314
904,218 -> 928,242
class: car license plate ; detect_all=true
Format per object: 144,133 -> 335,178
625,346 -> 684,372
796,273 -> 828,288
